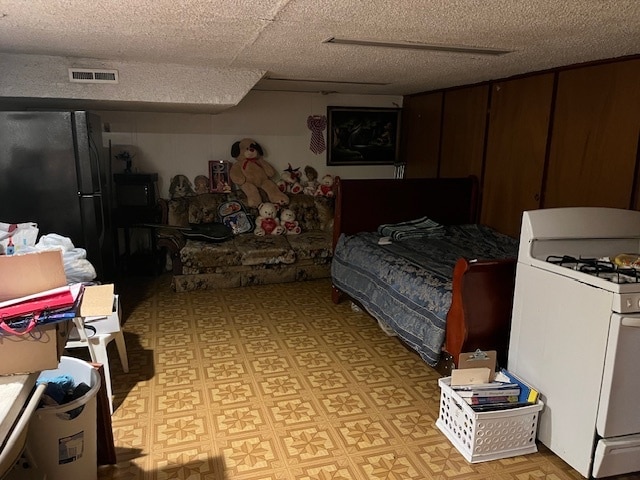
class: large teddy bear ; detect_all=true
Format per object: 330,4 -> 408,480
229,138 -> 289,208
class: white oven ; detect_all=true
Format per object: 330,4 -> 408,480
507,207 -> 640,478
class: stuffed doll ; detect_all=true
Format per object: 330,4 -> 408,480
277,164 -> 303,195
169,174 -> 196,199
229,138 -> 289,208
315,174 -> 334,197
280,208 -> 301,235
193,175 -> 210,194
254,202 -> 285,236
302,165 -> 319,196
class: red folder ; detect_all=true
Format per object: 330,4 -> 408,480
0,285 -> 79,335
1,289 -> 74,318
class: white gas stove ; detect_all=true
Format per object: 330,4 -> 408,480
508,207 -> 640,478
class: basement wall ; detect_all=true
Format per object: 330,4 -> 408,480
98,90 -> 403,198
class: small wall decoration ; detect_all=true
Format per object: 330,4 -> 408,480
209,160 -> 232,193
327,106 -> 401,166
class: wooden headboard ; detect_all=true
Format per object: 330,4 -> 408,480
332,176 -> 479,248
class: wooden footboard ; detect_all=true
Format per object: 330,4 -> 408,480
445,257 -> 517,370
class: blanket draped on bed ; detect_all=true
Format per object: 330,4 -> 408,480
331,224 -> 518,366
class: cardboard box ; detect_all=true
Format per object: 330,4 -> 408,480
0,250 -> 68,375
0,320 -> 71,375
0,250 -> 67,302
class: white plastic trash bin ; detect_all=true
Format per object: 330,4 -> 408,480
26,356 -> 101,480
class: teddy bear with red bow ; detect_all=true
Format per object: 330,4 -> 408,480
229,138 -> 289,208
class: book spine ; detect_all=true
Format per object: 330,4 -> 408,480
499,369 -> 540,403
471,402 -> 533,412
465,395 -> 519,405
455,388 -> 520,398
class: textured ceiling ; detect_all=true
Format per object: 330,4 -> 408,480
0,0 -> 639,97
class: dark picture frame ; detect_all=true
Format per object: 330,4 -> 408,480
327,106 -> 401,165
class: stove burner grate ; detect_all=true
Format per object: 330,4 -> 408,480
546,255 -> 640,284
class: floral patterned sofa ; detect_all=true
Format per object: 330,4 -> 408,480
157,191 -> 334,292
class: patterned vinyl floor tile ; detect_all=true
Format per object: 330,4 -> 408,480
92,275 -> 638,480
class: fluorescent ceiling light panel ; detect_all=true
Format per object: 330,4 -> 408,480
324,37 -> 512,56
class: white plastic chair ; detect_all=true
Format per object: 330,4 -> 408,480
65,295 -> 129,414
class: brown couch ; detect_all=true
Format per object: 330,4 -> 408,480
157,191 -> 334,292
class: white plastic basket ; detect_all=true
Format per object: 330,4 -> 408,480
435,376 -> 543,463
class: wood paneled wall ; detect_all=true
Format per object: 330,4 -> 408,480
402,56 -> 640,237
400,92 -> 443,178
439,85 -> 489,180
481,74 -> 554,236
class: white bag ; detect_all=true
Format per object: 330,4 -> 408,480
0,222 -> 39,254
35,234 -> 97,283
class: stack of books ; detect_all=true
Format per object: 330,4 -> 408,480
451,369 -> 540,412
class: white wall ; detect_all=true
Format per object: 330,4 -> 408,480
99,90 -> 403,198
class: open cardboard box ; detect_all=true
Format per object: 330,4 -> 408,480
0,250 -> 67,302
0,250 -> 115,375
0,320 -> 72,375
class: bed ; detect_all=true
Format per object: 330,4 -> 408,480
330,176 -> 518,373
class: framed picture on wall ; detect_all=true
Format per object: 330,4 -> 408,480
209,160 -> 232,193
327,106 -> 401,165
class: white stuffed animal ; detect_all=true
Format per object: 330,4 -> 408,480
254,202 -> 285,236
315,174 -> 334,197
277,164 -> 304,195
280,208 -> 301,235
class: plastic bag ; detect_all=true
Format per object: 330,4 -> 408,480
0,222 -> 39,254
35,234 -> 97,283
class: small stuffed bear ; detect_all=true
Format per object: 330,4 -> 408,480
277,164 -> 303,195
229,138 -> 289,208
280,208 -> 301,235
315,174 -> 334,197
254,202 -> 285,236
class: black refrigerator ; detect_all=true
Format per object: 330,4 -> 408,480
0,111 -> 115,281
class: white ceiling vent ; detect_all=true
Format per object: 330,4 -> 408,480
68,68 -> 119,84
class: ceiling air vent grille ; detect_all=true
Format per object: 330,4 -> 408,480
68,68 -> 119,84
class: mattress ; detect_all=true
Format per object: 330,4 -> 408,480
331,224 -> 518,365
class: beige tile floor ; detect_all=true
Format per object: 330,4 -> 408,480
94,275 -> 637,480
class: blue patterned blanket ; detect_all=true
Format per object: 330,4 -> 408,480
331,224 -> 518,366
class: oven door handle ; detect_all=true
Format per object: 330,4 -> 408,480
621,317 -> 640,327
